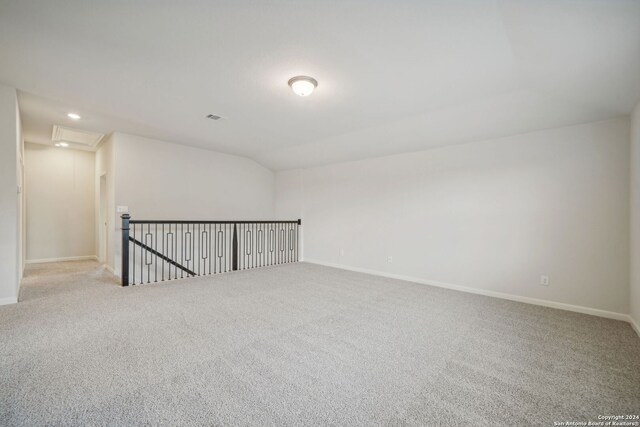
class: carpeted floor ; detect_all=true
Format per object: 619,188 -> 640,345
1,261 -> 639,426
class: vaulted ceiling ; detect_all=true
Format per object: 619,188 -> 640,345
1,0 -> 639,170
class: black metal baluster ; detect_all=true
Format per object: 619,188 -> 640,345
291,224 -> 295,263
221,225 -> 224,273
162,224 -> 165,281
241,223 -> 243,271
286,224 -> 290,263
174,224 -> 178,280
213,224 -> 222,274
296,220 -> 300,261
143,224 -> 151,283
214,224 -> 218,274
131,224 -> 136,285
154,223 -> 158,282
258,224 -> 262,268
246,223 -> 248,270
167,224 -> 171,280
267,224 -> 271,266
140,224 -> 143,285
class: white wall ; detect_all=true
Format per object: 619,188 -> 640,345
113,133 -> 274,220
95,135 -> 115,271
25,143 -> 95,261
16,91 -> 24,286
631,103 -> 640,329
0,83 -> 20,304
276,118 -> 631,315
275,169 -> 303,220
106,132 -> 275,276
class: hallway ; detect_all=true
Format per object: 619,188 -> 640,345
19,260 -> 118,302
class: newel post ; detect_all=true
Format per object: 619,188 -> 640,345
232,223 -> 238,271
121,214 -> 130,286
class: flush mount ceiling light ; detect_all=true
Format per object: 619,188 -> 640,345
67,113 -> 81,120
55,142 -> 69,147
288,76 -> 318,97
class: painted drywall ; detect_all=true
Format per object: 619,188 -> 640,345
113,133 -> 274,220
16,91 -> 24,287
95,135 -> 116,271
276,118 -> 631,315
108,132 -> 275,276
631,103 -> 640,329
0,83 -> 19,304
25,143 -> 95,261
275,169 -> 304,220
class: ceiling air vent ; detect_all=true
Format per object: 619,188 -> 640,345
206,114 -> 222,120
51,125 -> 104,148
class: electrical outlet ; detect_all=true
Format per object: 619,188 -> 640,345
387,256 -> 393,263
540,275 -> 549,286
116,206 -> 129,213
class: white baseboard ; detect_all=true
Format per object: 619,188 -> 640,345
26,255 -> 98,264
0,296 -> 18,306
305,259 -> 631,323
104,264 -> 115,275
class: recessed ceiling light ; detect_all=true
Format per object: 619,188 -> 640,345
288,76 -> 318,97
67,113 -> 81,120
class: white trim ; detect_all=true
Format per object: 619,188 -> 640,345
630,316 -> 640,338
26,255 -> 98,264
0,296 -> 18,306
305,260 -> 630,322
104,264 -> 116,275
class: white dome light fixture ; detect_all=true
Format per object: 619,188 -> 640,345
288,76 -> 318,97
67,113 -> 81,120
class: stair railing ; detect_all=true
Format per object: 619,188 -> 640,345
121,215 -> 301,286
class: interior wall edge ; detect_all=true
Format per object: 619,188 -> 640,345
0,297 -> 18,306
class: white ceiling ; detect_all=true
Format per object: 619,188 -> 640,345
1,0 -> 639,170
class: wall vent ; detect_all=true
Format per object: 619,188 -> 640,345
206,114 -> 222,120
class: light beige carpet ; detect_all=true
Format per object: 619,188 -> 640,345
1,260 -> 638,426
